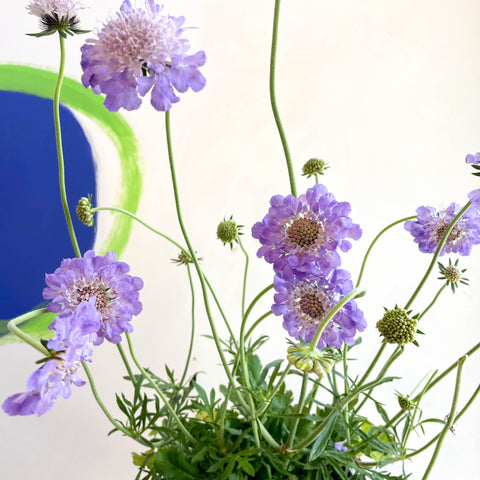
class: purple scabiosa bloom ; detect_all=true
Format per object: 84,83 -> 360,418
2,300 -> 100,416
468,189 -> 480,209
272,269 -> 366,349
404,203 -> 480,256
43,250 -> 144,345
80,0 -> 206,111
334,440 -> 348,452
252,184 -> 362,280
466,152 -> 480,165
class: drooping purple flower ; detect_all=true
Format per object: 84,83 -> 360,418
466,152 -> 480,165
252,184 -> 362,280
80,0 -> 206,111
271,269 -> 366,349
404,203 -> 480,256
43,250 -> 144,345
2,300 -> 100,416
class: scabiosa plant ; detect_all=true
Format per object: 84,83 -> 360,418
404,203 -> 480,256
2,299 -> 101,416
272,269 -> 366,349
252,184 -> 362,280
43,250 -> 144,345
27,0 -> 87,37
80,0 -> 206,111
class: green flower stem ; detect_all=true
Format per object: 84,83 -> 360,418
287,372 -> 310,449
54,34 -> 81,258
270,0 -> 297,197
92,206 -> 185,252
7,309 -> 50,356
405,202 -> 471,310
164,111 -> 249,413
257,419 -> 281,449
417,283 -> 448,322
125,333 -> 197,444
203,274 -> 238,349
116,343 -> 136,383
257,363 -> 292,417
422,356 -> 466,480
310,286 -> 367,352
404,382 -> 480,462
356,216 -> 415,287
81,361 -> 150,446
243,284 -> 274,326
355,342 -> 387,390
179,264 -> 196,387
238,237 -> 250,318
245,311 -> 273,340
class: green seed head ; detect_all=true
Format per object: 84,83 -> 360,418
216,216 -> 242,247
287,341 -> 340,378
302,158 -> 329,178
376,306 -> 417,345
397,394 -> 415,412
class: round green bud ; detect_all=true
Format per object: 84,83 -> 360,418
376,307 -> 417,345
397,394 -> 415,412
216,218 -> 240,246
76,196 -> 94,227
286,341 -> 340,378
302,158 -> 328,177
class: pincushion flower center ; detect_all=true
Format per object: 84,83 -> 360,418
434,220 -> 462,243
74,283 -> 112,313
299,293 -> 325,320
287,218 -> 321,248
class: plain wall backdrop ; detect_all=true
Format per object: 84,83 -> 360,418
1,1 -> 479,478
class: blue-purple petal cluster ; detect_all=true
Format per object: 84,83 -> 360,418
43,250 -> 144,344
272,269 -> 366,349
252,184 -> 361,281
2,299 -> 100,416
80,0 -> 206,111
466,152 -> 480,165
404,203 -> 480,256
252,184 -> 364,350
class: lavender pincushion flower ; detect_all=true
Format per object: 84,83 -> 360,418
80,0 -> 206,111
466,152 -> 480,165
272,269 -> 366,349
27,0 -> 84,18
43,250 -> 144,344
252,184 -> 362,280
404,203 -> 480,256
2,300 -> 100,416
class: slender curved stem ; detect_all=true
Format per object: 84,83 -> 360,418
287,372 -> 309,449
238,237 -> 250,318
164,111 -> 248,412
417,283 -> 448,322
179,264 -> 196,386
422,356 -> 466,480
356,216 -> 415,287
92,206 -> 185,252
7,308 -> 50,356
269,0 -> 297,197
125,333 -> 197,444
54,34 -> 81,258
81,362 -> 150,446
116,343 -> 136,383
245,311 -> 273,340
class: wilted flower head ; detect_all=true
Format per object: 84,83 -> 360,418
272,269 -> 366,349
27,0 -> 87,37
81,0 -> 206,111
2,299 -> 100,416
43,250 -> 144,345
404,203 -> 480,256
252,184 -> 361,280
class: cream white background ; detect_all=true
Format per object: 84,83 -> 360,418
1,1 -> 479,478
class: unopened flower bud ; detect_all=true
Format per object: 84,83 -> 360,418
76,196 -> 94,227
397,394 -> 415,412
438,259 -> 468,293
302,158 -> 329,178
376,306 -> 417,345
216,216 -> 242,247
286,341 -> 339,378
